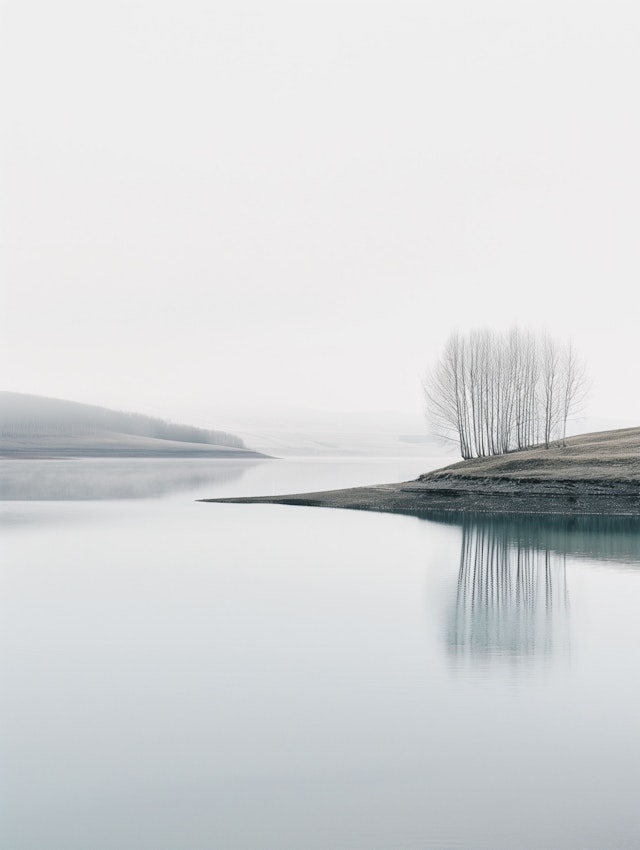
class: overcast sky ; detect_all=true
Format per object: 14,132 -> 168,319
1,0 -> 638,433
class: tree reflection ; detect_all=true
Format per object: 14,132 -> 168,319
445,514 -> 570,667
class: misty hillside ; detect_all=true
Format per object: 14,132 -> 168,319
0,392 -> 264,458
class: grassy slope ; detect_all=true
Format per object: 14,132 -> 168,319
0,391 -> 248,450
0,391 -> 266,457
425,427 -> 640,481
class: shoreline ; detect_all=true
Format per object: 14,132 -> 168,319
201,426 -> 640,517
0,448 -> 269,459
199,474 -> 640,517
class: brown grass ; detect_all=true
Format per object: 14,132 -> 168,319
425,427 -> 640,482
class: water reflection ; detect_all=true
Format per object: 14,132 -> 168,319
426,512 -> 640,566
426,512 -> 640,671
445,515 -> 570,668
0,459 -> 259,500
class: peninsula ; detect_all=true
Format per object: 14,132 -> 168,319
202,427 -> 640,516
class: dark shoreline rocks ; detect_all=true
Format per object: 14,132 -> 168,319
200,474 -> 640,517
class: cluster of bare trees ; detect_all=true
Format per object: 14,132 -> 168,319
424,329 -> 587,459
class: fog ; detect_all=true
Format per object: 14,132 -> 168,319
2,1 -> 639,435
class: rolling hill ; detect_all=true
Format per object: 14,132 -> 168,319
0,392 -> 266,458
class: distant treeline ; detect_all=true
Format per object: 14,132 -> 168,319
0,392 -> 246,449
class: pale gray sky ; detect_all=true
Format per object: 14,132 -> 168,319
1,0 -> 638,433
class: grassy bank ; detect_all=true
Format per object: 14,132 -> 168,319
427,427 -> 640,481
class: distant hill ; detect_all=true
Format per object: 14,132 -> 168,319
0,392 -> 265,458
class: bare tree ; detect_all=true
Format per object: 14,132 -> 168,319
423,332 -> 472,458
558,342 -> 588,445
541,334 -> 561,449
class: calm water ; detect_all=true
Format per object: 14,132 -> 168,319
2,458 -> 640,850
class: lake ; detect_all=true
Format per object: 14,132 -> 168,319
2,457 -> 640,849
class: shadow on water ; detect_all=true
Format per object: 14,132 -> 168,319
423,511 -> 640,566
0,459 -> 259,500
422,513 -> 640,672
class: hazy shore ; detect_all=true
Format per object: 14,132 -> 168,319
0,433 -> 268,459
202,428 -> 640,516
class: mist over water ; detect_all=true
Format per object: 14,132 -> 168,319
2,459 -> 640,849
0,458 -> 256,500
5,0 -> 640,844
